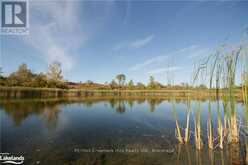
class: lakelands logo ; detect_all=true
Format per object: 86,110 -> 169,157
1,0 -> 29,35
0,153 -> 24,164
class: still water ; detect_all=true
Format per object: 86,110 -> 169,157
0,97 -> 247,165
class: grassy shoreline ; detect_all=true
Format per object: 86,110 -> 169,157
0,86 -> 243,99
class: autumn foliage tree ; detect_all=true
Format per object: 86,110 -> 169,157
0,62 -> 67,88
46,62 -> 66,88
7,63 -> 34,86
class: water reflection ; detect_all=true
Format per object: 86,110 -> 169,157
174,143 -> 247,165
0,97 -> 247,164
0,98 -> 167,124
147,98 -> 163,112
0,100 -> 62,126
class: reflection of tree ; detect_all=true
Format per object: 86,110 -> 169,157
109,99 -> 117,109
42,105 -> 60,129
107,99 -> 127,113
82,101 -> 93,108
127,100 -> 134,109
116,101 -> 126,113
0,100 -> 61,127
147,99 -> 163,112
108,98 -> 164,113
136,99 -> 145,105
1,102 -> 43,126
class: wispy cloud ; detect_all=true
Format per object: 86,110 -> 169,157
178,45 -> 199,53
129,35 -> 154,48
187,47 -> 211,59
113,35 -> 154,50
129,55 -> 167,71
129,45 -> 209,72
23,1 -> 87,71
147,66 -> 182,75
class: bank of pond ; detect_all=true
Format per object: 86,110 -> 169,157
0,86 -> 243,100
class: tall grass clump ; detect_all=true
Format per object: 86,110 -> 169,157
172,97 -> 192,144
184,99 -> 191,143
194,102 -> 203,150
245,102 -> 248,164
241,48 -> 248,110
194,32 -> 248,152
207,101 -> 214,149
172,99 -> 184,144
241,44 -> 248,163
217,100 -> 224,149
194,38 -> 247,147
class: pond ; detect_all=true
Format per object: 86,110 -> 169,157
0,97 -> 247,164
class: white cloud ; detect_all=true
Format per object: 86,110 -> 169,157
187,48 -> 211,59
23,1 -> 87,71
178,45 -> 199,53
129,55 -> 167,71
147,66 -> 182,75
113,35 -> 154,50
129,45 -> 211,72
129,35 -> 154,48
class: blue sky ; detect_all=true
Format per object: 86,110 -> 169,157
1,1 -> 248,84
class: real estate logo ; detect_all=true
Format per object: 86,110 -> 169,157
0,153 -> 25,164
1,0 -> 29,35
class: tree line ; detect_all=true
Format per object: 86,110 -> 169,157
0,62 -> 66,88
0,63 -> 209,90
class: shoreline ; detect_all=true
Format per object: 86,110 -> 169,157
0,86 -> 243,99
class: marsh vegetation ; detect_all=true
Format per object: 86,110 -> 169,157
169,34 -> 248,165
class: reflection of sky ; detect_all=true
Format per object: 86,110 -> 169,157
1,1 -> 248,84
1,100 -> 245,149
0,99 -> 246,165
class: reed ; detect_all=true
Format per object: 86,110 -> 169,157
243,85 -> 248,165
222,96 -> 229,137
194,43 -> 246,145
172,97 -> 191,144
195,149 -> 202,165
241,49 -> 248,109
242,76 -> 248,107
246,142 -> 248,165
220,150 -> 225,165
194,102 -> 203,150
207,101 -> 214,149
244,100 -> 248,165
172,99 -> 184,144
185,145 -> 192,165
176,144 -> 182,164
217,100 -> 224,149
184,99 -> 191,143
208,149 -> 214,165
241,46 -> 248,164
227,95 -> 239,143
243,108 -> 248,163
